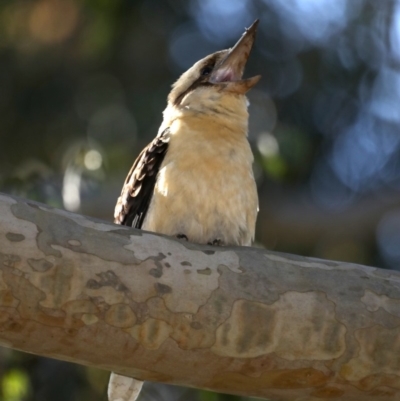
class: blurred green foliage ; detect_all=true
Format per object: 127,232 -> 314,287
2,369 -> 29,401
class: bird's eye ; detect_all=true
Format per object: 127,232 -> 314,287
201,66 -> 213,76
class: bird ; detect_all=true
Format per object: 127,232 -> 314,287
109,20 -> 260,401
114,20 -> 260,247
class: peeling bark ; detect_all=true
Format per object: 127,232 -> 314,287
0,192 -> 400,401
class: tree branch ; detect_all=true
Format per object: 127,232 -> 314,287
0,192 -> 400,400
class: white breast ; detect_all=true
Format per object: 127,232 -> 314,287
142,117 -> 258,246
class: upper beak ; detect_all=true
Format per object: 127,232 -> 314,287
210,19 -> 261,93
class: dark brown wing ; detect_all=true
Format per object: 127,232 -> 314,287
114,128 -> 170,227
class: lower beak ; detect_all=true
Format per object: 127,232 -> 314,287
210,19 -> 261,94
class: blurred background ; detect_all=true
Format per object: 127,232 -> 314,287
1,0 -> 400,399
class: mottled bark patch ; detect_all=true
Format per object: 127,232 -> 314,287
81,314 -> 99,325
62,299 -> 98,316
105,304 -> 137,328
1,268 -> 67,327
0,281 -> 19,309
361,289 -> 400,318
155,283 -> 172,295
126,318 -> 173,350
144,297 -> 215,350
311,386 -> 345,398
149,268 -> 162,278
68,239 -> 81,247
341,325 -> 400,381
124,232 -> 240,314
1,254 -> 21,268
211,368 -> 331,393
28,261 -> 81,309
27,258 -> 53,272
197,267 -> 211,275
86,271 -> 129,293
354,373 -> 400,393
213,292 -> 346,360
5,233 -> 25,242
147,253 -> 166,278
190,321 -> 202,330
10,201 -> 140,264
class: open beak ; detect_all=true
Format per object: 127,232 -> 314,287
210,19 -> 261,94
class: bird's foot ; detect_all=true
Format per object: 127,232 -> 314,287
176,233 -> 189,241
208,238 -> 224,246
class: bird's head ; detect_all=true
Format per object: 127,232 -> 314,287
167,20 -> 261,118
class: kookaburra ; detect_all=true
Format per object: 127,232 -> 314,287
114,20 -> 260,246
109,20 -> 260,401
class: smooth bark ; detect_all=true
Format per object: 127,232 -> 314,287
0,192 -> 400,401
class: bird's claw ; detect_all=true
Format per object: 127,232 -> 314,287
208,238 -> 224,246
176,233 -> 189,241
